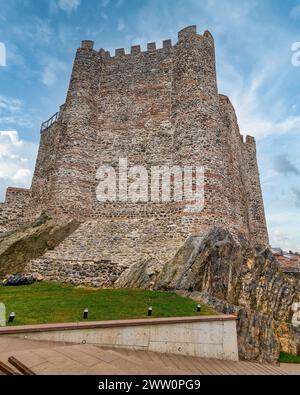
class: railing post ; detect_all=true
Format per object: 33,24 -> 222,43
40,111 -> 59,133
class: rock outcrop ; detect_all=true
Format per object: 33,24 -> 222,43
156,228 -> 300,321
120,227 -> 300,363
0,214 -> 80,278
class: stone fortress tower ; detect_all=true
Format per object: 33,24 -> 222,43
0,26 -> 269,286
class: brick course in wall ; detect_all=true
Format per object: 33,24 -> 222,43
1,26 -> 269,285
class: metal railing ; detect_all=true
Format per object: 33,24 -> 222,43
40,111 -> 59,133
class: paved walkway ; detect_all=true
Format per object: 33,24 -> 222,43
0,337 -> 288,375
279,363 -> 300,375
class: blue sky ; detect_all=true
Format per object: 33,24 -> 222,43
0,0 -> 299,251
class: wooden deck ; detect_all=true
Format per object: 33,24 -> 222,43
0,336 -> 287,375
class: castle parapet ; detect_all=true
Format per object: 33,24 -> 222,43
81,40 -> 94,50
147,42 -> 156,52
178,25 -> 197,41
112,40 -> 173,57
163,39 -> 172,49
131,45 -> 141,55
115,48 -> 125,57
203,30 -> 214,42
245,135 -> 256,144
78,26 -> 216,62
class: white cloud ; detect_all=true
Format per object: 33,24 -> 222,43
268,213 -> 300,252
0,95 -> 35,128
133,0 -> 298,140
117,19 -> 125,32
12,17 -> 53,46
217,34 -> 297,139
290,4 -> 300,20
237,111 -> 300,140
0,131 -> 23,155
0,42 -> 6,67
57,0 -> 81,13
271,229 -> 292,250
0,131 -> 38,202
13,168 -> 32,183
115,0 -> 125,8
100,0 -> 111,8
0,96 -> 23,113
41,58 -> 68,87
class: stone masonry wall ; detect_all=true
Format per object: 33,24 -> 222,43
0,188 -> 34,232
1,26 -> 269,284
25,218 -> 183,287
30,25 -> 268,244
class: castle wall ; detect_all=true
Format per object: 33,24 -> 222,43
171,27 -> 230,235
1,26 -> 269,283
25,218 -> 183,287
243,136 -> 268,245
31,42 -> 103,218
91,33 -> 175,219
31,118 -> 65,212
218,95 -> 251,238
217,95 -> 268,245
0,188 -> 33,232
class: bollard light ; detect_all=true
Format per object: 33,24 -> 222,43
8,312 -> 15,323
83,308 -> 88,319
148,307 -> 152,317
196,304 -> 201,313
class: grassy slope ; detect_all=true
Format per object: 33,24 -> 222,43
0,282 -> 216,326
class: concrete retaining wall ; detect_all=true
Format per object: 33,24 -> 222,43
0,315 -> 238,361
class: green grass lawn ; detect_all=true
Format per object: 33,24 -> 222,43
0,282 -> 216,326
279,352 -> 300,364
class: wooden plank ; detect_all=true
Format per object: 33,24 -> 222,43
191,357 -> 215,375
249,362 -> 286,376
8,356 -> 36,376
156,353 -> 178,369
224,361 -> 254,376
171,355 -> 197,373
205,359 -> 232,375
147,351 -> 168,368
212,359 -> 243,375
164,353 -> 184,371
237,361 -> 266,375
181,356 -> 202,374
204,358 -> 229,375
133,350 -> 152,363
0,361 -> 19,375
192,357 -> 226,375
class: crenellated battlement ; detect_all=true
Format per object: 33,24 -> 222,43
80,38 -> 173,59
245,135 -> 256,144
239,134 -> 256,145
79,25 -> 214,61
178,25 -> 197,41
112,38 -> 174,58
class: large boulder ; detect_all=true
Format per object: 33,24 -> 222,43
156,228 -> 300,323
119,227 -> 300,363
0,214 -> 80,278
